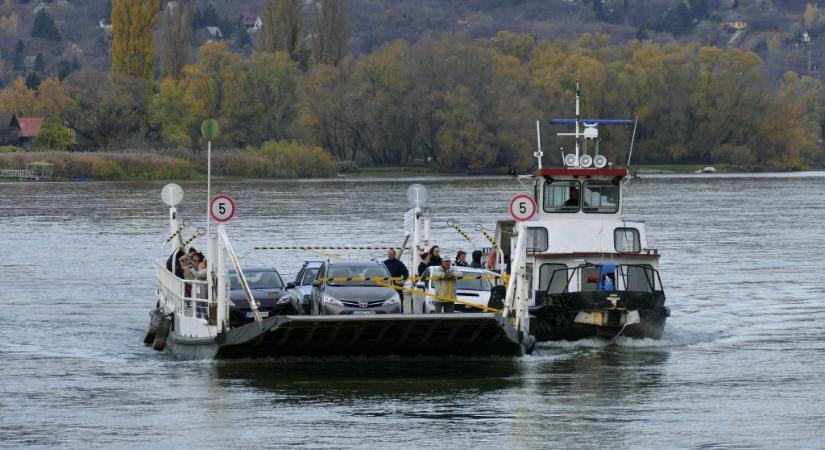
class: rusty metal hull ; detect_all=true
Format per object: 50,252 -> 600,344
163,314 -> 535,360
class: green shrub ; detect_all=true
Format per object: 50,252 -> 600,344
0,146 -> 21,153
153,159 -> 195,180
90,159 -> 126,180
255,140 -> 337,178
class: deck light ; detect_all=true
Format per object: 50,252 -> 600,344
564,154 -> 579,167
579,154 -> 593,168
593,155 -> 608,169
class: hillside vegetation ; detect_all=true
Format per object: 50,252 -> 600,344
0,0 -> 823,173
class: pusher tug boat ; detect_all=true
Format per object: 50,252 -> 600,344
489,85 -> 669,341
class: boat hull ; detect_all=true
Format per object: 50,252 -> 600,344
158,313 -> 535,360
529,291 -> 668,341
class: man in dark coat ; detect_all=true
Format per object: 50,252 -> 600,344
383,248 -> 409,309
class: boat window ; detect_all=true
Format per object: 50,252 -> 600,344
539,264 -> 568,294
527,227 -> 549,252
623,265 -> 658,292
615,228 -> 641,253
582,180 -> 619,213
543,180 -> 580,213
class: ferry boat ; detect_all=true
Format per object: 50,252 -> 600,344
489,85 -> 669,341
144,185 -> 536,360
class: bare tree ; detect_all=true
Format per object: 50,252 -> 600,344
262,0 -> 303,61
160,0 -> 193,79
313,0 -> 349,66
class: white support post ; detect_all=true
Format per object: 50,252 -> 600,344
216,232 -> 228,332
411,206 -> 421,274
503,223 -> 529,334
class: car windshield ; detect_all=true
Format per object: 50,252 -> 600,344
301,267 -> 319,285
229,269 -> 284,290
326,264 -> 389,287
456,270 -> 493,291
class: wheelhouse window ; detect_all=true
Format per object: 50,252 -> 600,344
615,228 -> 641,253
527,227 -> 549,252
622,264 -> 660,292
539,264 -> 568,294
582,180 -> 619,213
543,180 -> 581,213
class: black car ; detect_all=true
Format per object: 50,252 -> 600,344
228,267 -> 299,325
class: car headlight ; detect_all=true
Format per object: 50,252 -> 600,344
383,293 -> 400,306
322,294 -> 343,306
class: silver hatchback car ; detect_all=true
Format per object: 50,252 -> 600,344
310,260 -> 401,315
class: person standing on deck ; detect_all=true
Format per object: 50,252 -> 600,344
469,250 -> 483,268
455,251 -> 469,267
432,258 -> 460,314
417,252 -> 431,276
383,248 -> 409,310
428,245 -> 443,267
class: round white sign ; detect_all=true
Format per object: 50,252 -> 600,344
161,183 -> 184,207
406,184 -> 429,208
210,195 -> 236,223
509,194 -> 537,221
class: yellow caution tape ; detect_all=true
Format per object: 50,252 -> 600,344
319,275 -> 509,283
177,230 -> 204,251
371,279 -> 502,313
255,246 -> 407,251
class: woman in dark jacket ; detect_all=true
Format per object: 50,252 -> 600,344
428,245 -> 443,267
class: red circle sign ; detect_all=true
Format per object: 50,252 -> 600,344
210,195 -> 236,223
509,194 -> 537,221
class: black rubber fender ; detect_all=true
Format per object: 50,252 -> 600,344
152,317 -> 172,351
143,309 -> 163,345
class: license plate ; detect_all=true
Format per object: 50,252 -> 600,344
246,311 -> 270,318
352,311 -> 376,315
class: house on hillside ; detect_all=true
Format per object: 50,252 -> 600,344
0,113 -> 22,146
722,13 -> 748,30
17,117 -> 45,150
206,26 -> 224,42
242,16 -> 263,33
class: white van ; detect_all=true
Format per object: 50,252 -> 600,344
412,266 -> 496,313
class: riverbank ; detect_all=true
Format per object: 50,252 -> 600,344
0,150 -> 807,182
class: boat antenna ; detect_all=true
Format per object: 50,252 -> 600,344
575,81 -> 581,163
559,147 -> 565,166
626,115 -> 639,167
534,120 -> 544,170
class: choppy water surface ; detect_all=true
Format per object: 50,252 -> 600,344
1,173 -> 824,449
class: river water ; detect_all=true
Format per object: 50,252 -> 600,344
1,173 -> 824,449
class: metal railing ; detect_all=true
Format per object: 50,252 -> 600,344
156,261 -> 210,319
546,263 -> 664,295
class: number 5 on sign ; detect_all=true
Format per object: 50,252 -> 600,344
509,194 -> 537,221
210,195 -> 236,223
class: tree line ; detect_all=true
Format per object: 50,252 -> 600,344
0,0 -> 822,171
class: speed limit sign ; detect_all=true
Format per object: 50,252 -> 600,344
509,194 -> 537,221
210,195 -> 236,223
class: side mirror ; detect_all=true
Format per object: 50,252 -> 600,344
286,282 -> 296,290
415,282 -> 425,289
311,280 -> 322,288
